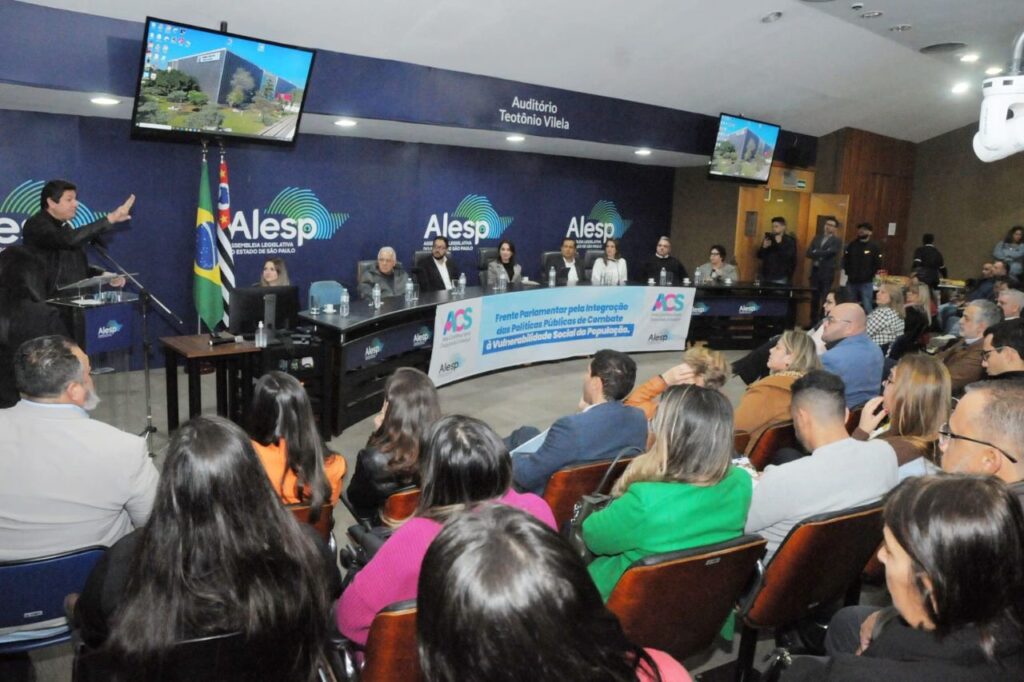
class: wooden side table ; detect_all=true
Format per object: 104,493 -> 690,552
161,335 -> 262,431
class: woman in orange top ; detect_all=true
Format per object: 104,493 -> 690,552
247,372 -> 346,514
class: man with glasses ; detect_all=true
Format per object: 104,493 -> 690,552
820,303 -> 884,407
935,300 -> 1000,396
940,381 -> 1024,507
981,319 -> 1024,382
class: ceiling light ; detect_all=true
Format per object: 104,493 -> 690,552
634,148 -> 652,157
986,66 -> 1004,76
951,82 -> 970,94
760,11 -> 783,23
860,11 -> 883,19
90,96 -> 120,106
959,53 -> 980,63
920,42 -> 967,55
334,118 -> 357,127
888,24 -> 912,32
505,134 -> 525,143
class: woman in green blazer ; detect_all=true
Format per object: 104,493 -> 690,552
583,384 -> 754,601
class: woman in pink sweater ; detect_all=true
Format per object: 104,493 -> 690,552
336,415 -> 555,645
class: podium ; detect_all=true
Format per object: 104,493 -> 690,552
49,293 -> 138,355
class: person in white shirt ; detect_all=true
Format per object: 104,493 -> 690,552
543,238 -> 583,286
590,238 -> 628,286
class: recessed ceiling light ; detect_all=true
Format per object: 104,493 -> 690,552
760,11 -> 783,23
634,148 -> 653,157
960,53 -> 980,63
334,118 -> 357,127
986,66 -> 1004,76
920,42 -> 967,55
506,134 -> 525,143
860,11 -> 883,18
888,24 -> 912,32
951,82 -> 970,94
90,96 -> 120,106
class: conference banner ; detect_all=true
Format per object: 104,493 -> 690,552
429,286 -> 694,387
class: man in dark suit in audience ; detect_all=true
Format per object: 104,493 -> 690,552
940,380 -> 1024,508
511,349 -> 648,495
805,217 -> 841,323
981,319 -> 1024,382
543,237 -> 583,286
934,300 -> 1000,396
639,235 -> 688,285
417,236 -> 461,293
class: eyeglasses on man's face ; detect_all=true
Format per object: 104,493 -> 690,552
981,346 -> 1005,362
938,423 -> 1018,464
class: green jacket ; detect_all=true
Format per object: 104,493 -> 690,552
583,466 -> 753,601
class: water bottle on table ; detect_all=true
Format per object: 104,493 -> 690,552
497,269 -> 508,292
255,321 -> 267,348
340,288 -> 350,317
372,282 -> 382,309
548,266 -> 557,287
404,277 -> 414,304
659,267 -> 668,286
457,272 -> 466,296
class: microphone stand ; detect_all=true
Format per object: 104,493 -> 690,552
93,242 -> 187,446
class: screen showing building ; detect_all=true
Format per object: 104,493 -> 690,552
708,114 -> 781,183
132,18 -> 315,144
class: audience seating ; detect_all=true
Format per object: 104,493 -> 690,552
0,546 -> 106,655
607,535 -> 767,662
74,631 -> 323,682
733,431 -> 751,455
381,488 -> 421,525
359,599 -> 419,682
747,422 -> 796,470
542,455 -> 638,529
844,407 -> 863,434
288,502 -> 336,551
308,280 -> 344,309
734,503 -> 884,682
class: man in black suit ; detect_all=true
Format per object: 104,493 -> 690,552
22,179 -> 133,295
911,233 -> 947,288
639,235 -> 688,285
417,236 -> 461,293
805,217 -> 842,322
543,237 -> 583,286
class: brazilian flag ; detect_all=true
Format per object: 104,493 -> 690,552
194,158 -> 223,331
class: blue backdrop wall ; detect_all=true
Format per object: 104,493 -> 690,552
0,110 -> 675,364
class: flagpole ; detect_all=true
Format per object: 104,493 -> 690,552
198,141 -> 207,335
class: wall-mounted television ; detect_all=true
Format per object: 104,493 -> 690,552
708,113 -> 781,183
130,17 -> 316,145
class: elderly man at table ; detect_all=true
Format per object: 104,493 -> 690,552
511,349 -> 648,495
745,370 -> 898,559
358,246 -> 409,300
820,303 -> 884,407
638,235 -> 688,285
543,237 -> 583,286
417,236 -> 461,293
933,300 -> 1000,396
0,335 -> 158,562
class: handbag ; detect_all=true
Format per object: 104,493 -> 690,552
564,446 -> 642,563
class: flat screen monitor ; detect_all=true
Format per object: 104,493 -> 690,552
229,285 -> 300,336
708,113 -> 781,184
130,17 -> 316,145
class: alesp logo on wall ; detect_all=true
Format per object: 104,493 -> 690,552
566,200 -> 632,250
228,187 -> 350,255
423,195 -> 513,252
0,180 -> 109,245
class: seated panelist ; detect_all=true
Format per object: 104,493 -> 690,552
418,237 -> 461,293
543,237 -> 583,286
486,239 -> 522,286
258,257 -> 290,287
358,246 -> 409,299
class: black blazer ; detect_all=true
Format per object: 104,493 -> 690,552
0,300 -> 69,407
345,447 -> 418,523
542,253 -> 582,286
417,257 -> 461,293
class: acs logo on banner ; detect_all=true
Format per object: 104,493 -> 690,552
652,293 -> 685,312
443,307 -> 473,335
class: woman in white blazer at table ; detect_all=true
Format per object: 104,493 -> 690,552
591,238 -> 628,286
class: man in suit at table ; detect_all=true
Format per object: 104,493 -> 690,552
543,237 -> 583,286
0,335 -> 158,562
417,236 -> 461,293
806,217 -> 842,323
511,349 -> 648,495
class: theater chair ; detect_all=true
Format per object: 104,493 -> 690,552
733,503 -> 884,682
542,453 -> 639,530
309,280 -> 344,309
747,422 -> 796,470
477,246 -> 498,287
582,249 -> 603,281
844,407 -> 863,434
359,600 -> 419,682
606,535 -> 767,662
0,546 -> 106,655
382,487 -> 421,526
733,431 -> 752,456
288,502 -> 336,551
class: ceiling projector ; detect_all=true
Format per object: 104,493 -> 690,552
974,28 -> 1024,162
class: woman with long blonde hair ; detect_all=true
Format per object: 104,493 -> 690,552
734,330 -> 821,453
582,385 -> 752,601
854,354 -> 951,478
866,283 -> 905,349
